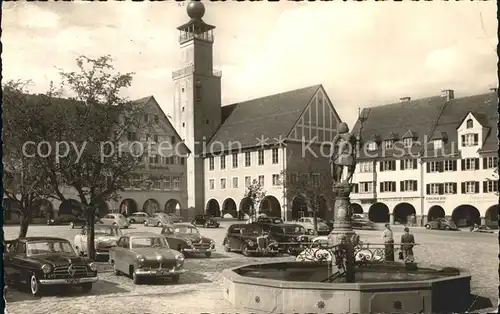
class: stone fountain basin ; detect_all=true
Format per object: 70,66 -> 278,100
222,261 -> 471,313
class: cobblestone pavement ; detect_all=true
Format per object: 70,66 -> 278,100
4,222 -> 498,313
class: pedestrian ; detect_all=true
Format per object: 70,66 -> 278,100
400,227 -> 415,263
382,223 -> 394,261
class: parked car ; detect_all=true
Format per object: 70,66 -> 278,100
352,215 -> 376,230
470,224 -> 495,233
4,237 -> 98,296
73,225 -> 122,257
108,232 -> 185,284
144,213 -> 175,227
127,212 -> 150,224
222,223 -> 280,257
166,214 -> 183,223
425,218 -> 458,230
161,223 -> 216,257
266,224 -> 312,256
254,216 -> 284,225
191,214 -> 220,228
294,217 -> 331,235
100,213 -> 129,228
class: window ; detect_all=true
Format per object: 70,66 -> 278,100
433,140 -> 443,150
173,176 -> 180,190
232,153 -> 238,168
220,178 -> 226,189
245,176 -> 251,187
427,183 -> 441,195
127,132 -> 137,141
220,156 -> 226,170
232,177 -> 238,188
483,156 -> 498,169
245,152 -> 251,167
272,148 -> 279,164
461,133 -> 479,147
153,180 -> 161,189
149,155 -> 159,164
383,140 -> 394,150
358,162 -> 373,173
258,175 -> 264,186
311,173 -> 320,186
379,181 -> 396,192
182,122 -> 185,127
461,158 -> 479,171
209,179 -> 215,190
466,119 -> 473,129
426,161 -> 443,173
208,157 -> 214,171
443,160 -> 457,171
483,180 -> 498,193
379,160 -> 396,171
400,159 -> 417,170
272,174 -> 280,186
403,138 -> 413,148
154,114 -> 159,124
144,114 -> 149,123
400,180 -> 417,192
258,150 -> 264,166
367,142 -> 377,151
163,177 -> 171,190
359,181 -> 373,193
182,107 -> 185,112
461,181 -> 479,194
195,84 -> 202,102
443,182 -> 457,194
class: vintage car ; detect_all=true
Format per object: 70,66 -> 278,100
73,225 -> 122,257
191,214 -> 220,228
470,224 -> 495,233
266,224 -> 312,256
144,213 -> 176,227
254,216 -> 284,225
101,213 -> 129,228
109,232 -> 185,284
127,212 -> 150,224
352,215 -> 376,230
161,223 -> 215,257
425,218 -> 459,230
222,223 -> 280,257
4,237 -> 98,296
294,217 -> 331,235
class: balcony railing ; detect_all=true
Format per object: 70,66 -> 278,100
179,32 -> 214,44
172,65 -> 223,79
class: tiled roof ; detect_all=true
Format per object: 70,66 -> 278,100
207,84 -> 321,152
352,96 -> 447,159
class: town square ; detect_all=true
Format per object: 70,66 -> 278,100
2,1 -> 498,313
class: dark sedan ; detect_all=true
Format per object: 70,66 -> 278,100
161,223 -> 216,257
191,214 -> 219,228
4,237 -> 98,296
425,218 -> 459,230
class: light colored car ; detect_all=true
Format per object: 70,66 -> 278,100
127,212 -> 150,224
100,213 -> 129,229
109,232 -> 185,284
73,225 -> 123,257
144,213 -> 183,227
294,217 -> 331,235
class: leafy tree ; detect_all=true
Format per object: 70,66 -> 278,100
2,80 -> 59,237
280,163 -> 333,235
243,179 -> 266,221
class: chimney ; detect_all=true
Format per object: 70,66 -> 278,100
441,89 -> 454,101
399,97 -> 411,102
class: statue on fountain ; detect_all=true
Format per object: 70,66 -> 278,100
330,122 -> 358,193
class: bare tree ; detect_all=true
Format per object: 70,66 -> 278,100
243,179 -> 266,221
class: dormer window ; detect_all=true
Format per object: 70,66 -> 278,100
384,140 -> 394,150
466,119 -> 473,129
461,134 -> 478,147
367,142 -> 377,151
433,139 -> 443,150
403,138 -> 413,148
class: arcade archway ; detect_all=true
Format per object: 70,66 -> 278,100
427,205 -> 445,222
143,199 -> 161,215
119,199 -> 138,217
222,198 -> 238,218
451,204 -> 480,227
59,199 -> 83,216
33,199 -> 54,218
393,203 -> 416,224
291,195 -> 307,220
165,199 -> 181,215
206,199 -> 221,217
259,195 -> 281,218
368,203 -> 389,223
350,203 -> 363,214
485,205 -> 498,229
239,197 -> 253,217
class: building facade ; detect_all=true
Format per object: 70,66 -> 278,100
350,90 -> 498,228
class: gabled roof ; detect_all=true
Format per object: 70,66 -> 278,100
352,96 -> 447,159
402,130 -> 418,139
455,111 -> 490,130
207,84 -> 321,152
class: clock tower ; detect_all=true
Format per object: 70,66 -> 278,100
172,1 -> 222,213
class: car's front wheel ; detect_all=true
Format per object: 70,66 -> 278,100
81,283 -> 92,293
205,252 -> 212,258
425,224 -> 431,229
171,275 -> 180,284
308,229 -> 315,235
30,274 -> 42,296
203,223 -> 208,228
156,222 -> 162,227
444,225 -> 450,230
69,222 -> 74,229
241,244 -> 251,257
129,219 -> 135,224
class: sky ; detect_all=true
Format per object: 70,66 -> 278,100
2,1 -> 497,126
